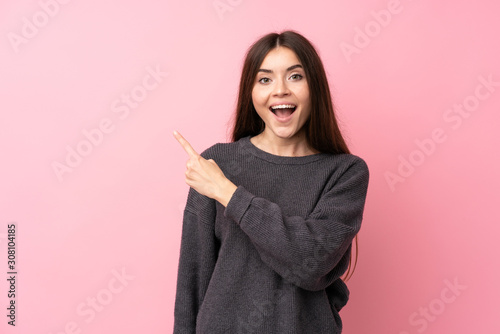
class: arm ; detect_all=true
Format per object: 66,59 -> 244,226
173,188 -> 218,333
223,158 -> 369,291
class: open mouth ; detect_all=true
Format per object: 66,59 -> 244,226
269,104 -> 297,118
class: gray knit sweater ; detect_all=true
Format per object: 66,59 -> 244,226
174,135 -> 369,334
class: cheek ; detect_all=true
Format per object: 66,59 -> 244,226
298,87 -> 311,109
251,88 -> 266,109
251,86 -> 257,103
297,85 -> 310,101
299,93 -> 312,118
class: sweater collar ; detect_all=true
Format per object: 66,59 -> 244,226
239,135 -> 329,165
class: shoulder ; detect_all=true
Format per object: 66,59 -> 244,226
324,152 -> 369,176
321,153 -> 369,192
344,154 -> 369,175
199,139 -> 242,161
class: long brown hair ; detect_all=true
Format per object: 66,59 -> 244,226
229,30 -> 358,281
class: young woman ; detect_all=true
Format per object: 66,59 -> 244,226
173,30 -> 369,333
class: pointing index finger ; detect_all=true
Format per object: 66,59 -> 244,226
173,130 -> 199,157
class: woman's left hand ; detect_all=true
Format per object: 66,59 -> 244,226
173,130 -> 237,207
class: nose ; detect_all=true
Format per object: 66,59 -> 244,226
272,77 -> 290,97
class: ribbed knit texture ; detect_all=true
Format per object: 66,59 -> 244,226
174,135 -> 369,334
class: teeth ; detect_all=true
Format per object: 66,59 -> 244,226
271,104 -> 296,109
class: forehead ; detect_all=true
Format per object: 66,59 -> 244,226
260,47 -> 302,70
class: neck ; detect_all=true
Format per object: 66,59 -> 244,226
251,129 -> 319,157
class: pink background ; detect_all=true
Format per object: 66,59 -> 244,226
1,0 -> 499,333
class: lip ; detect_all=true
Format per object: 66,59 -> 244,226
269,104 -> 296,123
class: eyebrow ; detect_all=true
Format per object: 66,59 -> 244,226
257,64 -> 303,73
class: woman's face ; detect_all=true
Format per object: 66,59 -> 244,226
251,47 -> 311,140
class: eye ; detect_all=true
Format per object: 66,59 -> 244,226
289,73 -> 303,80
258,77 -> 271,84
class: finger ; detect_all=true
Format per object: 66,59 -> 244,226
173,130 -> 199,157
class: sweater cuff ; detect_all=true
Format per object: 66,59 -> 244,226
224,185 -> 255,225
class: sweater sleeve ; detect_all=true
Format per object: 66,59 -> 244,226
223,157 -> 369,291
173,187 -> 219,333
